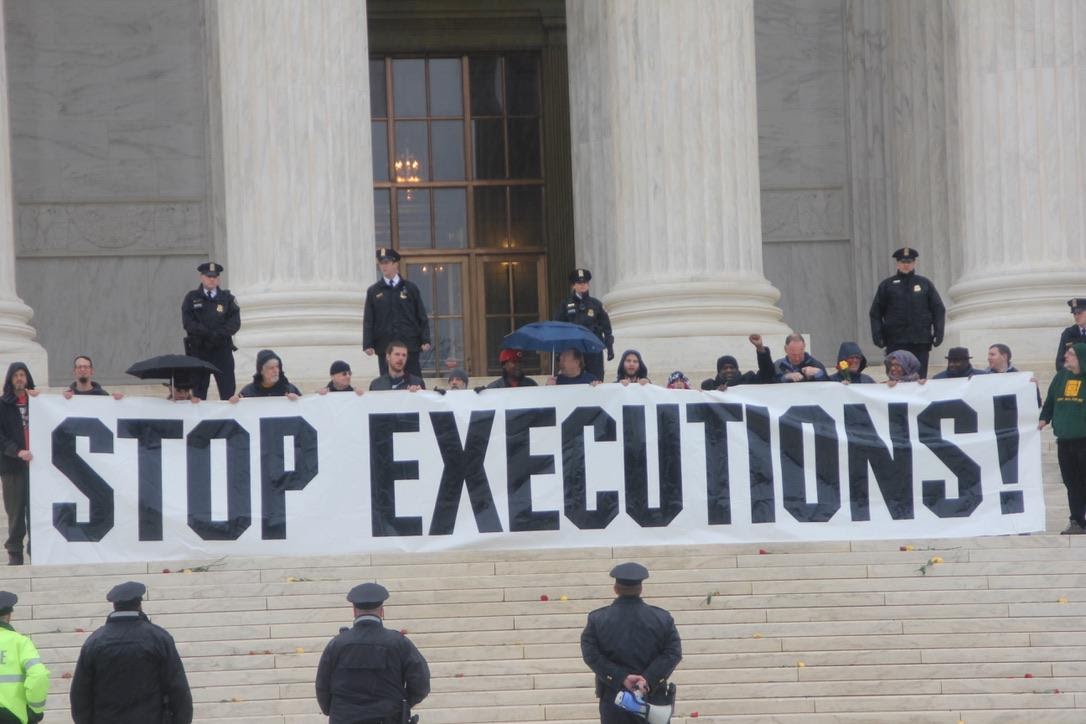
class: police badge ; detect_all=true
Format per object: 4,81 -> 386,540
587,309 -> 595,317
400,290 -> 408,299
913,284 -> 921,292
216,303 -> 224,313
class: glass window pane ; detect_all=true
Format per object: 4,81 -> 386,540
397,189 -> 431,248
394,121 -> 428,183
429,58 -> 463,116
473,186 -> 507,246
486,316 -> 514,369
374,189 -> 390,246
431,120 -> 465,181
434,319 -> 465,373
469,56 -> 503,116
507,118 -> 541,179
472,118 -> 505,179
393,59 -> 426,117
434,263 -> 462,316
483,262 -> 512,315
506,54 -> 540,115
510,260 -> 539,315
510,186 -> 543,247
370,60 -> 387,117
434,188 -> 466,249
371,121 -> 388,181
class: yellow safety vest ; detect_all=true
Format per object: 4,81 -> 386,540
0,623 -> 49,724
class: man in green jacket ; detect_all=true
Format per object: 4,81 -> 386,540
0,591 -> 48,724
1040,343 -> 1086,534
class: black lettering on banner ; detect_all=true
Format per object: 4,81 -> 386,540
117,419 -> 184,541
687,402 -> 743,525
260,417 -> 318,540
917,399 -> 982,517
369,413 -> 423,536
622,404 -> 684,527
746,405 -> 775,523
992,394 -> 1024,514
186,420 -> 252,540
428,411 -> 502,535
561,406 -> 618,529
505,408 -> 560,531
51,417 -> 115,542
779,405 -> 841,522
844,403 -> 914,520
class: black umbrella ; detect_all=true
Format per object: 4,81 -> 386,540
126,354 -> 221,388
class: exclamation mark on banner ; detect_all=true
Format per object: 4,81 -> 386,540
993,394 -> 1023,514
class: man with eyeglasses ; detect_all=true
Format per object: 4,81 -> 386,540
62,356 -> 123,400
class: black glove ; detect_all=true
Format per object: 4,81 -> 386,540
607,347 -> 615,361
27,709 -> 43,724
873,337 -> 884,349
932,336 -> 943,347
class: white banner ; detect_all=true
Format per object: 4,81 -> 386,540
29,374 -> 1044,564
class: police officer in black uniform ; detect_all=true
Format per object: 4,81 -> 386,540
182,261 -> 241,400
316,582 -> 430,724
581,563 -> 682,724
363,248 -> 432,379
869,247 -> 946,378
555,268 -> 614,381
70,581 -> 192,724
1056,298 -> 1086,371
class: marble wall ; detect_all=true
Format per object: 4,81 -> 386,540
4,0 -> 211,383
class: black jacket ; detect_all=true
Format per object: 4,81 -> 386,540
369,373 -> 426,391
774,352 -> 828,382
1056,325 -> 1086,371
828,341 -> 876,383
181,287 -> 240,356
0,363 -> 34,475
239,350 -> 301,397
581,595 -> 682,700
67,381 -> 109,396
554,293 -> 613,353
69,610 -> 192,724
701,348 -> 775,390
315,615 -> 431,723
485,374 -> 538,389
869,271 -> 946,348
363,277 -> 431,353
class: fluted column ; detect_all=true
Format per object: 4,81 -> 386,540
567,0 -> 788,377
213,0 -> 372,381
0,5 -> 47,381
946,0 -> 1086,364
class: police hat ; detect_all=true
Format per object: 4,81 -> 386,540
376,247 -> 401,263
892,247 -> 918,261
329,360 -> 351,375
610,562 -> 649,586
569,268 -> 592,283
197,261 -> 223,276
347,582 -> 389,608
0,591 -> 17,612
106,581 -> 146,604
1068,298 -> 1086,314
945,346 -> 971,361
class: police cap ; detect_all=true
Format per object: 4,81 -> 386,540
610,562 -> 649,586
347,582 -> 389,608
106,581 -> 146,604
376,247 -> 401,263
197,261 -> 223,276
1068,298 -> 1086,314
891,247 -> 918,261
0,591 -> 17,612
945,346 -> 971,361
569,268 -> 592,283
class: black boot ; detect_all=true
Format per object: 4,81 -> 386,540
7,550 -> 23,566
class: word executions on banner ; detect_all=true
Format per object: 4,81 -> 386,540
30,374 -> 1044,564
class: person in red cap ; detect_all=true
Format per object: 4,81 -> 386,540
486,349 -> 538,388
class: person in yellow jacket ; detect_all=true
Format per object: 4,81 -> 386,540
0,591 -> 48,724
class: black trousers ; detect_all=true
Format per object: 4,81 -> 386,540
1057,438 -> 1086,525
584,351 -> 605,382
377,348 -> 424,379
886,343 -> 932,379
598,695 -> 641,724
192,345 -> 236,400
1,466 -> 29,553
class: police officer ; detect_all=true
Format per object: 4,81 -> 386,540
181,261 -> 241,400
0,591 -> 48,724
363,248 -> 432,379
70,581 -> 192,724
869,247 -> 946,378
581,563 -> 682,724
1055,298 -> 1086,371
316,582 -> 431,724
555,268 -> 614,381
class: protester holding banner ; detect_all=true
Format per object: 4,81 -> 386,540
62,356 -> 123,399
486,349 -> 538,389
829,342 -> 875,384
615,350 -> 650,385
775,333 -> 827,382
884,349 -> 923,386
581,563 -> 681,724
701,334 -> 775,390
317,360 -> 363,395
1039,343 -> 1086,535
0,363 -> 35,566
548,348 -> 599,386
231,350 -> 301,401
370,341 -> 426,391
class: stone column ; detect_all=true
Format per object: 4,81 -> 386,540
946,0 -> 1086,367
567,0 -> 789,378
212,0 -> 372,382
0,5 -> 47,381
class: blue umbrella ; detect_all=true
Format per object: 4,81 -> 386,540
501,321 -> 605,353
